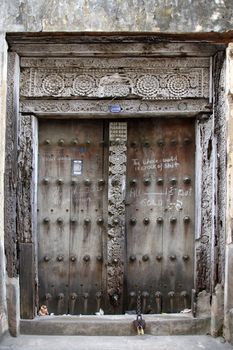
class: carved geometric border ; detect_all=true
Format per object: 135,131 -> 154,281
20,99 -> 211,115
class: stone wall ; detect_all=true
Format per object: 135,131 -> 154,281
1,0 -> 233,33
0,33 -> 8,337
224,44 -> 233,343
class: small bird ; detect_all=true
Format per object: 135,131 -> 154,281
38,305 -> 49,316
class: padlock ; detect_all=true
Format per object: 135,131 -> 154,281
133,314 -> 146,335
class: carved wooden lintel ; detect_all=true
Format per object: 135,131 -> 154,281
20,57 -> 210,100
107,122 -> 127,311
20,99 -> 211,116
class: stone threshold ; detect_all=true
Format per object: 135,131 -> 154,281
20,314 -> 210,336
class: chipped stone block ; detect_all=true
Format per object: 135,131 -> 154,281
211,284 -> 224,337
196,290 -> 211,317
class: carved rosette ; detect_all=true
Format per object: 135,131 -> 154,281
107,122 -> 127,308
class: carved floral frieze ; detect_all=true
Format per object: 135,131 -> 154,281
20,58 -> 210,100
107,122 -> 127,307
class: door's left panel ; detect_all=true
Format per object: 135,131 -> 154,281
37,119 -> 107,315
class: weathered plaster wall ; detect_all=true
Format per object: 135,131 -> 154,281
0,34 -> 8,336
1,0 -> 233,33
224,44 -> 233,344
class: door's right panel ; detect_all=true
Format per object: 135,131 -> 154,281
126,118 -> 195,313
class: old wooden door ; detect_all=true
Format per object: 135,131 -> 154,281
38,119 -> 107,315
125,118 -> 195,314
37,118 -> 195,315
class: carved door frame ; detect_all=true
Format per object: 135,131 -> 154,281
5,35 -> 226,318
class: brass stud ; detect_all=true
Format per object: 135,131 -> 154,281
183,138 -> 192,145
170,217 -> 177,224
57,217 -> 63,225
183,216 -> 191,224
183,176 -> 191,185
169,255 -> 176,261
58,293 -> 64,300
170,177 -> 177,186
57,255 -> 64,262
130,141 -> 137,148
96,291 -> 102,299
112,258 -> 118,264
157,178 -> 163,186
84,178 -> 91,186
44,256 -> 50,262
143,178 -> 151,186
183,255 -> 189,261
142,254 -> 149,262
70,256 -> 76,262
97,217 -> 104,225
98,179 -> 105,186
83,292 -> 89,299
157,139 -> 165,147
43,217 -> 50,224
83,255 -> 90,262
143,217 -> 150,225
170,138 -> 178,146
130,217 -> 137,225
43,178 -> 49,185
70,218 -> 77,224
143,140 -> 150,148
156,255 -> 163,261
157,217 -> 163,224
70,293 -> 77,300
45,293 -> 52,300
86,140 -> 91,146
130,179 -> 137,186
155,291 -> 162,298
96,255 -> 103,262
72,139 -> 78,145
57,178 -> 64,185
84,218 -> 91,225
142,291 -> 149,298
58,139 -> 65,146
44,139 -> 51,145
129,254 -> 136,262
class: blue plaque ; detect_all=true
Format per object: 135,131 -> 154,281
109,104 -> 121,113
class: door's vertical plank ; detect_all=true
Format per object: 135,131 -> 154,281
38,121 -> 71,314
126,118 -> 195,313
126,119 -> 164,314
107,122 -> 127,314
69,120 -> 105,315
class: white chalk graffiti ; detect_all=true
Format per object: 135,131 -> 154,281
132,156 -> 179,172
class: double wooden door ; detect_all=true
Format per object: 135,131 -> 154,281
37,118 -> 195,315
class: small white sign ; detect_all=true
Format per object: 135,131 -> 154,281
72,160 -> 83,176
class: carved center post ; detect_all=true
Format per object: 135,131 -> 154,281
107,122 -> 127,313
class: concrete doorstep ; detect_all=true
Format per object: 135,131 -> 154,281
0,335 -> 232,350
20,314 -> 210,336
